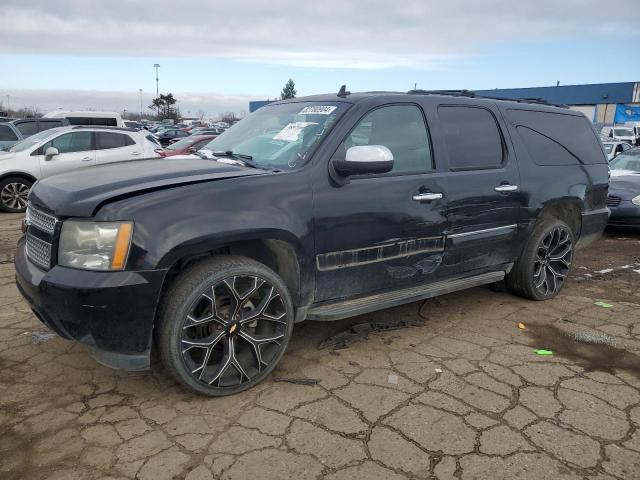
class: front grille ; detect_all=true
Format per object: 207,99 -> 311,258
26,233 -> 52,269
26,204 -> 58,234
607,195 -> 622,207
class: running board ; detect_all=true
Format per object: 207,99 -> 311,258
306,271 -> 505,322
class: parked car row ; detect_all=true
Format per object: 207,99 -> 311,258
0,126 -> 160,212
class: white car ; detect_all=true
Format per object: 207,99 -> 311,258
0,126 -> 160,213
601,126 -> 635,145
602,140 -> 633,161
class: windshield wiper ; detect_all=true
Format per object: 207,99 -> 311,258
211,151 -> 261,169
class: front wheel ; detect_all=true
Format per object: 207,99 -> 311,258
506,219 -> 574,300
157,256 -> 294,396
0,177 -> 32,213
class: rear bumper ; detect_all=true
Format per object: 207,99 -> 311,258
14,237 -> 167,370
577,207 -> 609,249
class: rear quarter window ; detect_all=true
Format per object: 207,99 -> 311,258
507,109 -> 606,165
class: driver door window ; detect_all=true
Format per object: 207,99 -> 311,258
340,105 -> 432,174
39,132 -> 96,177
42,132 -> 93,153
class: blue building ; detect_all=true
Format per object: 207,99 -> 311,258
475,82 -> 640,124
249,82 -> 640,124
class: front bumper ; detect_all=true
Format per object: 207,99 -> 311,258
14,237 -> 167,370
608,201 -> 640,228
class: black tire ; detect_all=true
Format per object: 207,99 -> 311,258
506,219 -> 575,301
157,255 -> 294,396
0,177 -> 32,213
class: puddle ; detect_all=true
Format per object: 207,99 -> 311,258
526,324 -> 640,379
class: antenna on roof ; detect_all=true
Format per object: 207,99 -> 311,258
337,85 -> 350,98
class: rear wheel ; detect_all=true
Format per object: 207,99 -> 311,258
0,177 -> 32,213
506,219 -> 574,300
157,256 -> 294,396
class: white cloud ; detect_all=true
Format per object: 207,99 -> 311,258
1,0 -> 638,69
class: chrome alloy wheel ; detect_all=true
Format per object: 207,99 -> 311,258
0,182 -> 29,210
533,226 -> 573,297
180,275 -> 288,388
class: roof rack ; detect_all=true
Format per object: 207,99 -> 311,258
408,89 -> 476,97
406,89 -> 568,108
71,125 -> 140,132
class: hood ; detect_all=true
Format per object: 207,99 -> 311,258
609,173 -> 640,200
29,157 -> 268,217
0,151 -> 17,160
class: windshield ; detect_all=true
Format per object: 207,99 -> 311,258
200,101 -> 348,169
614,128 -> 633,137
610,152 -> 640,173
8,128 -> 65,152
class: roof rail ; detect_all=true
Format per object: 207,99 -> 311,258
71,125 -> 140,132
407,89 -> 476,97
406,89 -> 568,108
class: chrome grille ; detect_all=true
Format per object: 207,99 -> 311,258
26,204 -> 58,234
26,233 -> 52,269
607,195 -> 621,207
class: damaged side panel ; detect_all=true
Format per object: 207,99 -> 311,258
316,236 -> 445,271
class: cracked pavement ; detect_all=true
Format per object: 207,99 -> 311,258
2,212 -> 640,480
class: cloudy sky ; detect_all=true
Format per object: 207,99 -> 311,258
1,0 -> 639,117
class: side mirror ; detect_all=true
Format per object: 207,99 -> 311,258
44,147 -> 59,159
333,145 -> 394,177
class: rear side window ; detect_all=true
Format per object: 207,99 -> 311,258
15,121 -> 38,136
96,132 -> 135,149
507,109 -> 606,165
341,104 -> 433,174
0,125 -> 19,141
438,106 -> 504,170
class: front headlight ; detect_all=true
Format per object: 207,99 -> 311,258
632,195 -> 640,206
58,220 -> 133,271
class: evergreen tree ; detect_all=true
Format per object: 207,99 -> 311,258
280,79 -> 297,100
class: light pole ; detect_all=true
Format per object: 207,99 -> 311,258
5,95 -> 9,113
138,89 -> 143,119
153,64 -> 160,118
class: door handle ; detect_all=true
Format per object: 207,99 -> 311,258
130,151 -> 142,156
494,184 -> 519,193
81,157 -> 93,162
413,192 -> 443,202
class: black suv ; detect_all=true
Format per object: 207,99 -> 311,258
15,90 -> 609,396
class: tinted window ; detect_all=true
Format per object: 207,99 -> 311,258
438,106 -> 503,170
39,120 -> 65,132
67,117 -> 118,127
0,125 -> 18,141
341,105 -> 432,173
43,132 -> 93,153
508,109 -> 606,165
15,121 -> 38,136
96,132 -> 135,149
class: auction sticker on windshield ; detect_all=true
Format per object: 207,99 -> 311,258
298,105 -> 337,115
273,122 -> 318,142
